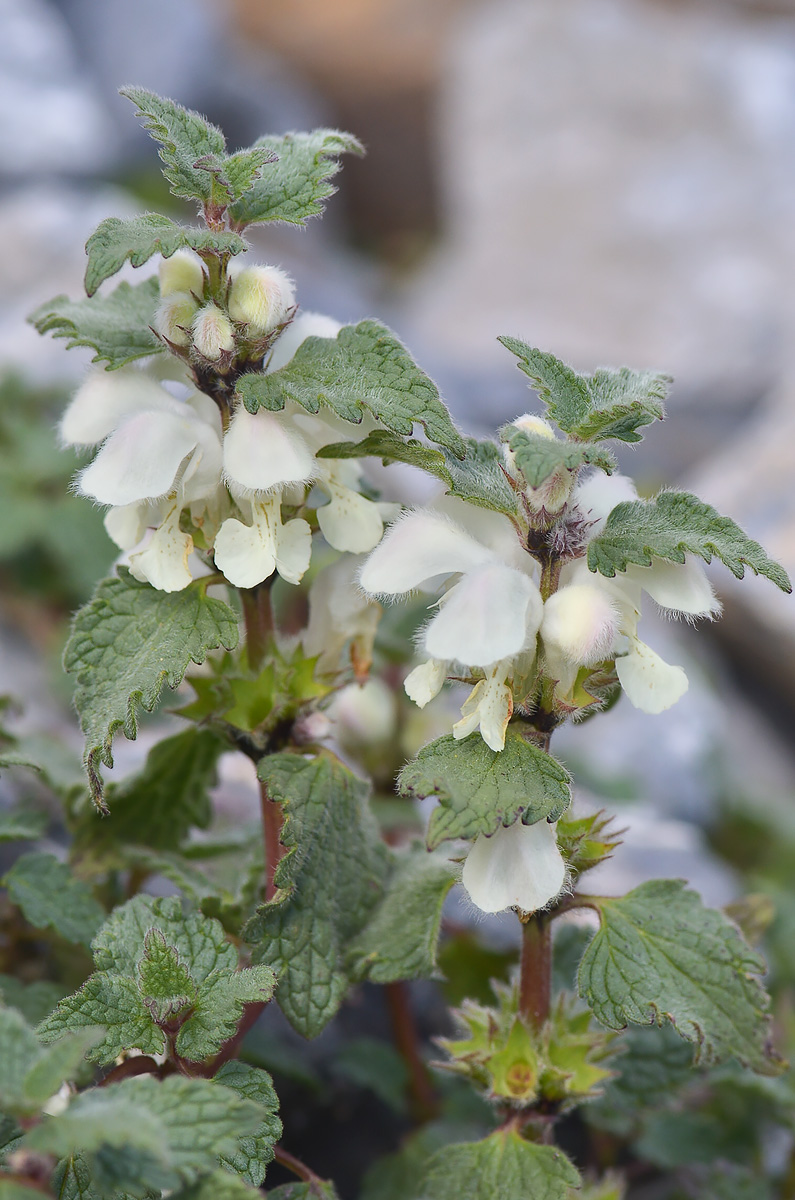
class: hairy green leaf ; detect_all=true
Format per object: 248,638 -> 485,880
84,215 -> 245,296
0,1009 -> 100,1117
244,751 -> 388,1037
2,853 -> 105,947
120,87 -> 226,203
64,571 -> 238,809
587,1025 -> 693,1135
26,1074 -> 261,1197
317,431 -> 516,514
398,731 -> 571,850
74,727 -> 226,857
29,278 -> 163,369
238,320 -> 464,456
578,880 -> 778,1074
500,339 -> 668,443
193,147 -> 276,206
504,427 -> 615,488
0,976 -> 65,1025
38,897 -> 275,1065
213,1062 -> 281,1186
348,847 -> 454,983
168,1171 -> 265,1200
422,1130 -> 580,1200
587,490 -> 791,592
229,129 -> 363,228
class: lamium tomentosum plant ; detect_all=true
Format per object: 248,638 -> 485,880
0,86 -> 791,1200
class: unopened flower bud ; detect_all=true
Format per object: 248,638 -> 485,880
504,413 -> 573,513
192,304 -> 235,360
541,584 -> 619,665
159,250 -> 205,298
228,265 -> 295,335
155,292 -> 200,347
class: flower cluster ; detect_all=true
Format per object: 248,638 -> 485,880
61,255 -> 385,592
360,417 -> 722,918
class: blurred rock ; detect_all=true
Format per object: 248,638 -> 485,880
401,0 -> 795,468
0,0 -> 114,178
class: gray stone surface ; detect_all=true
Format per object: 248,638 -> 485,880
400,0 -> 795,467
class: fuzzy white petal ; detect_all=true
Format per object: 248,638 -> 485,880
453,665 -> 513,752
575,472 -> 638,534
223,407 -> 315,493
541,584 -> 620,665
462,820 -> 566,914
60,370 -> 182,447
424,564 -> 542,667
275,517 -> 312,585
615,640 -> 689,713
304,555 -> 381,674
267,311 -> 342,373
104,502 -> 157,550
626,558 -> 721,618
404,658 -> 448,707
78,411 -> 205,506
128,504 -> 193,592
359,511 -> 495,596
317,483 -> 384,554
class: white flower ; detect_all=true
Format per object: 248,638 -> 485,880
303,555 -> 382,677
564,473 -> 721,713
62,309 -> 387,594
462,818 -> 566,914
360,498 -> 543,750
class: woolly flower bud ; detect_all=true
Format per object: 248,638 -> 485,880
155,292 -> 200,347
159,250 -> 204,298
192,304 -> 235,360
504,413 -> 573,512
228,265 -> 296,335
541,584 -> 620,665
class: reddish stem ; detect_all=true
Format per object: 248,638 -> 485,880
384,981 -> 439,1122
260,779 -> 284,902
519,914 -> 552,1031
273,1145 -> 325,1187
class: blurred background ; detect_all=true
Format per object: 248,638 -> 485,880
3,0 -> 795,1188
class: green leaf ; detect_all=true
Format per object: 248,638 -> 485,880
332,1037 -> 409,1114
267,1185 -> 339,1200
228,129 -> 364,228
586,1025 -> 693,1135
0,1009 -> 100,1116
586,490 -> 792,592
74,727 -> 226,857
167,1171 -> 265,1200
37,896 -> 275,1065
2,853 -> 105,947
0,810 -> 48,842
84,215 -> 245,296
64,571 -> 238,809
213,1062 -> 281,1186
244,751 -> 388,1037
398,730 -> 571,850
347,846 -> 454,983
503,427 -> 615,489
422,1130 -> 580,1200
192,146 -> 276,206
29,278 -> 163,368
120,87 -> 226,203
26,1074 -> 262,1197
499,339 -> 668,443
317,431 -> 516,514
578,880 -> 778,1074
238,320 -> 464,456
50,1154 -> 98,1200
0,976 -> 65,1025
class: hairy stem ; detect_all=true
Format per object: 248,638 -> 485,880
384,981 -> 439,1122
273,1146 -> 325,1186
519,914 -> 552,1031
260,778 -> 283,902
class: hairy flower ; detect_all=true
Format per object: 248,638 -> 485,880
61,311 -> 384,592
462,818 -> 566,914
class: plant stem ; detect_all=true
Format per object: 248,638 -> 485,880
519,914 -> 552,1031
240,580 -> 284,900
384,981 -> 439,1122
273,1145 -> 324,1186
240,581 -> 273,671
